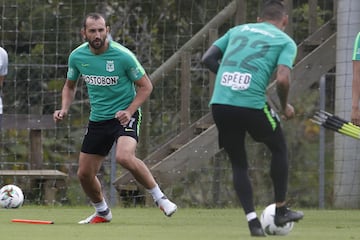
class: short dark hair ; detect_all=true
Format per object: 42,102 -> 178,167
83,12 -> 106,29
260,0 -> 286,21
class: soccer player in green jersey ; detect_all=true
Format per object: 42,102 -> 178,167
53,12 -> 177,224
202,0 -> 303,237
352,32 -> 360,126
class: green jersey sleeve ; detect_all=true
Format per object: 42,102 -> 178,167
353,32 -> 360,61
111,42 -> 146,82
213,29 -> 231,53
66,43 -> 87,81
277,40 -> 297,69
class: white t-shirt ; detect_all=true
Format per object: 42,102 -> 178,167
0,47 -> 8,114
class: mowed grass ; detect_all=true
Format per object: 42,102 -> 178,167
0,206 -> 359,240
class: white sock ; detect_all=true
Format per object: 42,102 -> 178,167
147,184 -> 164,202
246,212 -> 257,222
92,199 -> 108,213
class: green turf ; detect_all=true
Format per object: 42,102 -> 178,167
0,206 -> 359,240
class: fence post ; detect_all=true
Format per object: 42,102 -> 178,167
284,0 -> 293,36
319,75 -> 326,209
234,0 -> 246,25
110,142 -> 118,207
30,129 -> 42,169
208,29 -> 218,95
309,0 -> 318,34
180,51 -> 191,130
138,99 -> 150,159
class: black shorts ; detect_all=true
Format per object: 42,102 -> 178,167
81,110 -> 141,156
211,103 -> 285,149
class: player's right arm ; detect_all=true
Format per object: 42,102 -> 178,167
351,60 -> 360,126
201,45 -> 223,74
202,29 -> 230,74
53,79 -> 77,122
351,33 -> 360,126
54,50 -> 80,122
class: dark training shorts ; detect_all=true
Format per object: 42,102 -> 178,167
211,103 -> 285,150
81,110 -> 141,156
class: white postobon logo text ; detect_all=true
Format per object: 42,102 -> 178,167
83,75 -> 119,86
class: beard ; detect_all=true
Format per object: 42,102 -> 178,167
87,37 -> 106,49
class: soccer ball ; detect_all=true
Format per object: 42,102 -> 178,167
0,184 -> 24,208
260,203 -> 294,236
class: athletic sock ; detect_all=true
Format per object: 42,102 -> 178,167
98,208 -> 110,216
92,199 -> 109,215
246,212 -> 257,222
147,184 -> 164,202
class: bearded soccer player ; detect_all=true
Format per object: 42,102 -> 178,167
54,12 -> 177,224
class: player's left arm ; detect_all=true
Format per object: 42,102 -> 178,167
276,39 -> 297,120
128,74 -> 153,115
115,74 -> 153,126
276,65 -> 294,119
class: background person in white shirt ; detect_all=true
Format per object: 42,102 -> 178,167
0,47 -> 8,129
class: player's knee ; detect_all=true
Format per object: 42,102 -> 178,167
116,153 -> 134,168
77,168 -> 92,182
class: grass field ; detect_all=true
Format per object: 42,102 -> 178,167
0,206 -> 359,240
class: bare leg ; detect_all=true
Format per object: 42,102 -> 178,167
77,152 -> 105,203
77,152 -> 113,224
116,136 -> 177,216
116,136 -> 156,189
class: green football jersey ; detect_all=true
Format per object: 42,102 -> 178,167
210,22 -> 297,109
67,40 -> 145,121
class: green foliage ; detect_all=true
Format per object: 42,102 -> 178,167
62,179 -> 88,205
47,79 -> 65,91
0,130 -> 29,165
292,3 -> 333,43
